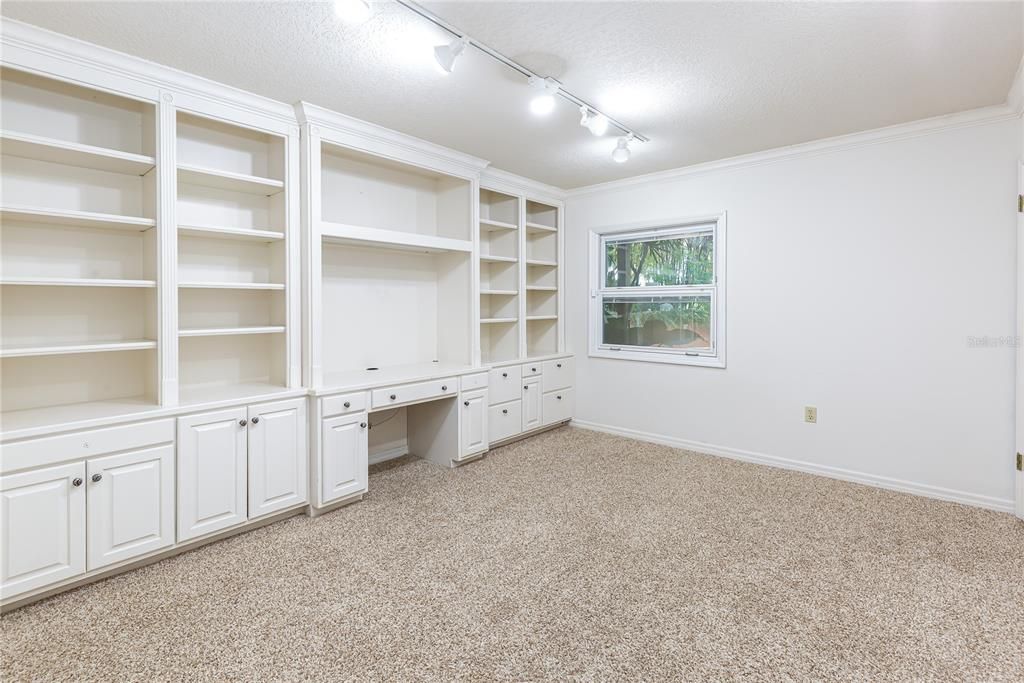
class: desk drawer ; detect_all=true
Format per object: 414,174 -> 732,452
321,391 -> 368,418
542,357 -> 573,391
2,419 -> 175,474
371,377 -> 457,409
460,373 -> 489,391
488,366 -> 522,405
488,401 -> 522,443
542,389 -> 573,426
521,362 -> 543,378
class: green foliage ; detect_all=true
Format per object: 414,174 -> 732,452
605,232 -> 713,288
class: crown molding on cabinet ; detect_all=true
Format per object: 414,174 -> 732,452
295,101 -> 489,180
0,19 -> 297,129
480,167 -> 566,204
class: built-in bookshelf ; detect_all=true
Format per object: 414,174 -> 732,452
317,140 -> 473,384
479,189 -> 520,363
0,67 -> 159,418
524,199 -> 559,357
176,112 -> 289,397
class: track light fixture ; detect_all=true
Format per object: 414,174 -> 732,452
579,106 -> 609,136
611,135 -> 633,163
433,36 -> 469,74
334,0 -> 371,23
528,77 -> 561,116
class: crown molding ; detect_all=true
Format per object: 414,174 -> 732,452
480,167 -> 566,203
0,18 -> 296,128
567,102 -> 1018,197
296,100 -> 489,179
1007,55 -> 1024,116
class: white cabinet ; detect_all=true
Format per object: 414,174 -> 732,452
86,445 -> 174,570
542,357 -> 573,391
248,398 -> 307,519
542,388 -> 574,427
177,407 -> 248,542
460,389 -> 488,458
0,462 -> 86,599
488,401 -> 522,443
320,412 -> 368,505
522,375 -> 542,431
488,365 -> 521,405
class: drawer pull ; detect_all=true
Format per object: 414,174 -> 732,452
523,385 -> 529,390
251,417 -> 260,425
390,394 -> 397,400
343,401 -> 351,408
556,363 -> 562,368
463,400 -> 470,406
557,395 -> 562,400
502,372 -> 508,378
441,385 -> 448,391
502,409 -> 508,414
91,473 -> 102,483
531,367 -> 537,372
72,478 -> 83,487
360,422 -> 367,429
239,419 -> 247,427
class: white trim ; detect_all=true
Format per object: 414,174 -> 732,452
588,213 -> 727,368
480,167 -> 566,203
1007,55 -> 1024,117
567,103 -> 1019,196
368,440 -> 409,466
571,419 -> 1016,514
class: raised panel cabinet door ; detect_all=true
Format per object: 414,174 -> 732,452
86,445 -> 174,571
248,398 -> 308,519
522,376 -> 542,432
177,407 -> 248,542
320,413 -> 368,505
460,389 -> 488,458
1,462 -> 86,600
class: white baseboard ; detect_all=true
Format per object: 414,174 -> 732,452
571,419 -> 1015,514
369,440 -> 408,466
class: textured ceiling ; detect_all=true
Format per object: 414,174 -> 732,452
2,1 -> 1021,188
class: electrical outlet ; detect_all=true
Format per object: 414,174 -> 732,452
804,406 -> 817,423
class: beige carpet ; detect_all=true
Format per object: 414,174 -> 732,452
2,426 -> 1022,681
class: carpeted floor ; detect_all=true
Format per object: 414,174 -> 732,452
2,426 -> 1022,681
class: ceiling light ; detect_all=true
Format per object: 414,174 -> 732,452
612,136 -> 632,163
334,0 -> 371,23
528,77 -> 560,116
434,36 -> 469,74
579,106 -> 609,136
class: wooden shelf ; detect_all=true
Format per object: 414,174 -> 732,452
481,289 -> 518,296
526,259 -> 558,267
320,221 -> 472,254
481,317 -> 518,324
480,254 -> 517,264
526,315 -> 558,321
526,286 -> 558,291
525,221 -> 557,234
1,130 -> 155,175
0,276 -> 156,288
0,205 -> 155,232
479,218 -> 517,232
178,281 -> 285,290
177,163 -> 284,196
178,224 -> 284,243
179,326 -> 285,338
0,339 -> 156,358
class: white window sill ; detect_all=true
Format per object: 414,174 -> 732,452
589,348 -> 726,368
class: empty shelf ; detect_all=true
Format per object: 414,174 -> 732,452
480,254 -> 517,263
179,326 -> 285,337
177,163 -> 284,196
526,315 -> 558,321
0,130 -> 156,175
481,289 -> 518,296
178,224 -> 284,242
480,218 -> 517,232
526,259 -> 558,267
481,317 -> 518,324
178,281 -> 285,290
0,276 -> 156,288
320,221 -> 472,254
526,286 -> 558,291
525,221 -> 557,234
0,205 -> 155,231
0,339 -> 157,358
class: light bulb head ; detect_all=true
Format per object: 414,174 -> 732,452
579,106 -> 609,136
434,37 -> 468,74
528,76 -> 560,116
612,136 -> 632,163
334,0 -> 371,23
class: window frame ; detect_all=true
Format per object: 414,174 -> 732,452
588,212 -> 727,368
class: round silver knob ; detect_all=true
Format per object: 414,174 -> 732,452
251,416 -> 260,424
441,385 -> 447,391
91,474 -> 102,483
390,394 -> 396,400
502,372 -> 507,378
531,367 -> 537,372
502,409 -> 508,414
239,419 -> 247,427
72,478 -> 83,487
523,385 -> 529,390
360,422 -> 367,428
556,363 -> 562,368
556,395 -> 562,400
343,401 -> 351,408
463,400 -> 470,406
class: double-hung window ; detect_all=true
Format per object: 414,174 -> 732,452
589,214 -> 726,367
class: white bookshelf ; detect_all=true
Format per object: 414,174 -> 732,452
479,188 -> 521,364
524,199 -> 560,357
175,111 -> 291,399
0,67 -> 159,418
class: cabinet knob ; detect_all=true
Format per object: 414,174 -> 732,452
531,367 -> 537,372
360,422 -> 367,429
502,409 -> 508,414
463,400 -> 470,406
502,372 -> 508,378
343,401 -> 351,408
390,394 -> 396,400
251,416 -> 260,425
556,363 -> 562,368
72,478 -> 83,487
523,385 -> 529,390
239,419 -> 247,427
557,395 -> 562,400
441,385 -> 447,391
91,473 -> 102,483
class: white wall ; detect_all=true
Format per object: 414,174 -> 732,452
566,117 -> 1020,510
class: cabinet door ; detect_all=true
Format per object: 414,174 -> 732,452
320,413 -> 368,505
1,462 -> 86,599
177,407 -> 248,542
248,398 -> 308,519
460,389 -> 488,458
87,445 -> 174,571
542,389 -> 574,426
488,366 -> 521,405
522,376 -> 542,431
488,401 -> 522,443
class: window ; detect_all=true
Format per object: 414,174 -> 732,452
589,214 -> 726,367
